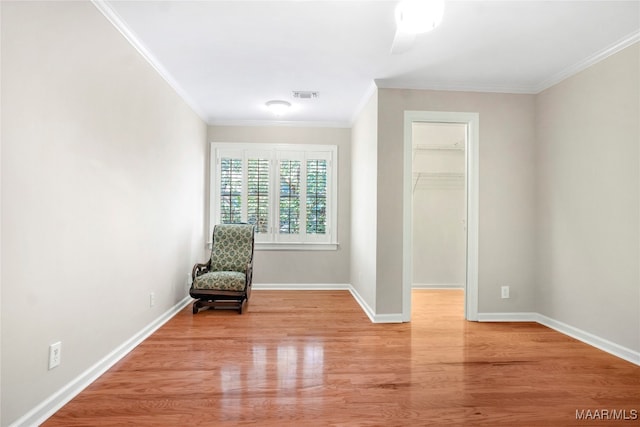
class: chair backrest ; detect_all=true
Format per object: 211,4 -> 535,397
210,224 -> 255,273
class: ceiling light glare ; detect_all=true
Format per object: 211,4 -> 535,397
395,0 -> 445,34
265,100 -> 292,116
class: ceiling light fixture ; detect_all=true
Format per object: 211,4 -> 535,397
395,0 -> 445,34
265,100 -> 292,116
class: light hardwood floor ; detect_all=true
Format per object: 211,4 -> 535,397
44,290 -> 639,426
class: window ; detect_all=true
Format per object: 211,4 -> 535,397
210,143 -> 338,250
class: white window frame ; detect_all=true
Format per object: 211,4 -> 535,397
210,142 -> 338,250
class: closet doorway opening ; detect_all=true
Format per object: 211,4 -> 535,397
412,122 -> 467,292
402,111 -> 479,321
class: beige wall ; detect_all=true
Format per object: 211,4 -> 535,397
1,2 -> 207,425
350,91 -> 379,310
377,88 -> 537,314
207,125 -> 351,285
535,43 -> 640,352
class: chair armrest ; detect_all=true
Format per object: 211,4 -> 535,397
192,262 -> 210,283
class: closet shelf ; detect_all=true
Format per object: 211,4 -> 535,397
412,172 -> 465,193
413,172 -> 464,179
413,144 -> 464,152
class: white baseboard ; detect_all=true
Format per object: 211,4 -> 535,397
372,312 -> 404,323
478,311 -> 639,366
477,312 -> 538,322
348,286 -> 403,323
413,283 -> 464,289
347,285 -> 376,322
253,283 -> 351,290
535,313 -> 640,366
10,296 -> 192,427
253,283 -> 403,323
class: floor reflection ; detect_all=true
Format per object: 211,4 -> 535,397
218,340 -> 325,418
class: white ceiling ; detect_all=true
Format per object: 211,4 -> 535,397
99,0 -> 639,126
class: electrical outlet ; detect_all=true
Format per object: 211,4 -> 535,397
49,342 -> 61,370
187,272 -> 192,286
149,292 -> 155,307
501,286 -> 510,299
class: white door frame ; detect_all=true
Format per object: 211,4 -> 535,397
402,111 -> 479,321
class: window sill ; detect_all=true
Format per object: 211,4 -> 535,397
207,242 -> 338,251
256,242 -> 339,251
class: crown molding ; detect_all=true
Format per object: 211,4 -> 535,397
375,79 -> 537,95
349,81 -> 379,125
208,119 -> 351,129
91,0 -> 208,122
534,30 -> 640,93
376,30 -> 640,96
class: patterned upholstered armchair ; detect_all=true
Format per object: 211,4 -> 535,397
190,223 -> 255,314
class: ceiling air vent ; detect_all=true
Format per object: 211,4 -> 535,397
293,91 -> 319,99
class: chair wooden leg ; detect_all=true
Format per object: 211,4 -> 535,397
237,298 -> 246,314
